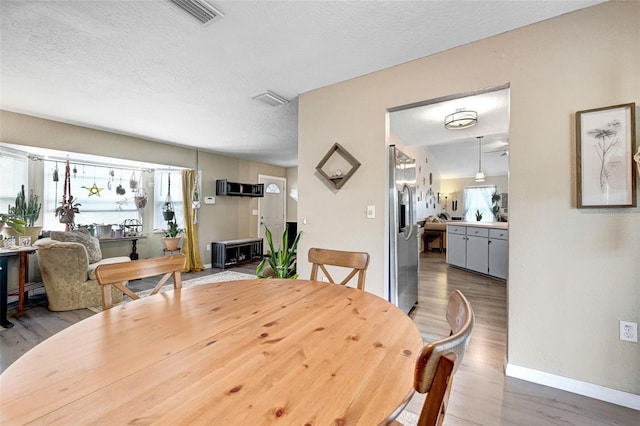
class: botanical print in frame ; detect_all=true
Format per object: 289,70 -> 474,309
576,103 -> 637,208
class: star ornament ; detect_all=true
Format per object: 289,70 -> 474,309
83,183 -> 104,197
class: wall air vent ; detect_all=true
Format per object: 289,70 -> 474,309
251,90 -> 289,107
168,0 -> 224,25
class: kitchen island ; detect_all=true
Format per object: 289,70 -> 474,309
446,222 -> 508,280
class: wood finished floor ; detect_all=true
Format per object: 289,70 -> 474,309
1,255 -> 638,425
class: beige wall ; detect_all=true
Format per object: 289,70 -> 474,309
286,167 -> 298,222
298,1 -> 639,396
0,110 -> 285,263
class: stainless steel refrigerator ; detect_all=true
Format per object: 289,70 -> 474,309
388,145 -> 419,314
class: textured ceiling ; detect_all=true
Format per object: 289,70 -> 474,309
0,0 -> 604,167
390,88 -> 510,179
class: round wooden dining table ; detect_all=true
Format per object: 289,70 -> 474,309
0,279 -> 423,425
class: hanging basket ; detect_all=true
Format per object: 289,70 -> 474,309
135,193 -> 147,209
163,210 -> 175,221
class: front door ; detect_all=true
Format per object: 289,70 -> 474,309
258,175 -> 286,253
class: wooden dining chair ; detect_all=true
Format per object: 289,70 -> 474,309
391,289 -> 475,426
95,254 -> 187,310
308,247 -> 370,290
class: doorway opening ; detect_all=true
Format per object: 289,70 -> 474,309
257,175 -> 286,253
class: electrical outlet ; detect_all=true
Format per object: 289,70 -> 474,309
206,244 -> 211,251
620,321 -> 638,343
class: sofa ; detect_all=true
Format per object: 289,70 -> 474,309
34,229 -> 131,311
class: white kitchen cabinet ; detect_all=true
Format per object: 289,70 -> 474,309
447,233 -> 467,268
488,229 -> 508,280
466,234 -> 489,274
447,224 -> 508,280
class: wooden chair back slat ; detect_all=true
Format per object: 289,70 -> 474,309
412,290 -> 475,426
308,248 -> 370,290
95,254 -> 186,310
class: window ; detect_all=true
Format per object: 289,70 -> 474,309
154,170 -> 183,231
43,161 -> 144,231
265,183 -> 281,194
463,186 -> 496,222
0,148 -> 28,215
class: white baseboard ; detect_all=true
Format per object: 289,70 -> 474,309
505,363 -> 640,411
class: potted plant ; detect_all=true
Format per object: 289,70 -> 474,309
9,185 -> 42,241
162,219 -> 183,251
162,172 -> 175,221
162,201 -> 175,221
256,225 -> 302,279
55,195 -> 81,228
491,191 -> 501,220
0,213 -> 26,236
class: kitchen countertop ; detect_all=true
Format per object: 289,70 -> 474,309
448,221 -> 508,229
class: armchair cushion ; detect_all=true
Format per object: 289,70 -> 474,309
51,229 -> 102,263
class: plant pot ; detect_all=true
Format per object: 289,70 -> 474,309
23,226 -> 42,242
96,224 -> 113,239
0,226 -> 21,240
162,236 -> 182,251
163,211 -> 175,221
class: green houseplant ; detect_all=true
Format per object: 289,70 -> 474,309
162,219 -> 184,251
256,225 -> 302,279
491,191 -> 501,220
0,213 -> 26,235
165,219 -> 183,238
9,185 -> 41,227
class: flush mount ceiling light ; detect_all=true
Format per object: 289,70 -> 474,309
251,90 -> 289,107
475,136 -> 486,182
444,108 -> 478,130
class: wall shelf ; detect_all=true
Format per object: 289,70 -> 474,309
216,179 -> 264,197
315,143 -> 361,189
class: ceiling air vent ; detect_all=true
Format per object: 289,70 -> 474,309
251,90 -> 289,107
168,0 -> 224,25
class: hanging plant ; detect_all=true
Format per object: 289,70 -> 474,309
162,172 -> 175,221
55,160 -> 81,230
192,170 -> 201,225
129,170 -> 138,190
133,171 -> 147,209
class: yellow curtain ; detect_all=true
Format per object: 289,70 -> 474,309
181,170 -> 204,272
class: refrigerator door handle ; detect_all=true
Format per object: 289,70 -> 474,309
403,183 -> 414,241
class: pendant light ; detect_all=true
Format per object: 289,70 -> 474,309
475,136 -> 486,182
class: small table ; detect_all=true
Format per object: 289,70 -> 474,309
98,235 -> 146,260
0,247 -> 38,328
423,229 -> 445,253
0,279 -> 423,424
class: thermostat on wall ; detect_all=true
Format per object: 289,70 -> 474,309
204,196 -> 216,205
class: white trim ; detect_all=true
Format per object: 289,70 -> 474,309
257,175 -> 287,252
505,363 -> 640,411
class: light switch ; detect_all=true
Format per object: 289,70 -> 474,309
204,196 -> 215,204
252,209 -> 258,215
367,205 -> 375,219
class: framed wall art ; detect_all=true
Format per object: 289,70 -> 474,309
576,103 -> 637,208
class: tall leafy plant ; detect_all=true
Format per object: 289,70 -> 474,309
9,185 -> 41,226
256,225 -> 302,279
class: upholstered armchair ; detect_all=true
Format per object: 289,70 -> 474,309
34,230 -> 131,311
